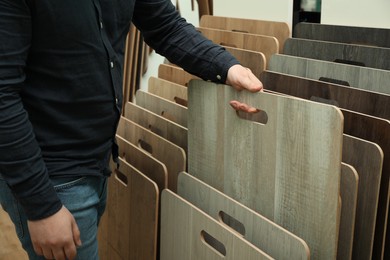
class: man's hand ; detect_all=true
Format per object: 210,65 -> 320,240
27,206 -> 82,260
226,64 -> 263,113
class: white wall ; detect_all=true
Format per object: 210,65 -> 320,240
321,0 -> 390,29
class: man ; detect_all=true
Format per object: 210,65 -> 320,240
0,0 -> 262,259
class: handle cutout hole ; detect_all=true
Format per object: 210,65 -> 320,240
147,124 -> 163,137
236,110 -> 268,125
232,29 -> 249,33
219,211 -> 246,237
115,169 -> 128,186
174,96 -> 188,107
160,110 -> 176,122
319,77 -> 350,86
310,96 -> 340,107
334,59 -> 365,67
201,230 -> 227,257
220,42 -> 237,48
138,139 -> 153,154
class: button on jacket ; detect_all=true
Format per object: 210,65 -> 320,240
0,0 -> 239,220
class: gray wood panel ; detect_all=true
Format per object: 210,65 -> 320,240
188,80 -> 344,259
284,38 -> 390,70
160,190 -> 273,260
294,22 -> 390,48
268,54 -> 390,95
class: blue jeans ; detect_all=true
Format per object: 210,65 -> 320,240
0,175 -> 107,260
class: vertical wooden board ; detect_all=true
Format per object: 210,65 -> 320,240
177,172 -> 310,260
293,22 -> 390,48
148,77 -> 188,106
107,158 -> 159,260
135,90 -> 188,128
223,47 -> 266,76
116,135 -> 168,191
188,80 -> 343,259
283,38 -> 390,70
116,116 -> 186,192
341,110 -> 390,260
160,190 -> 273,260
124,101 -> 188,154
259,71 -> 390,120
268,54 -> 390,95
197,27 -> 279,67
158,63 -> 198,86
200,15 -> 290,52
338,163 -> 359,260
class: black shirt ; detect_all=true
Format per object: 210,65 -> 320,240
0,0 -> 238,220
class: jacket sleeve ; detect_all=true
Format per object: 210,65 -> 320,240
0,0 -> 62,220
132,0 -> 240,83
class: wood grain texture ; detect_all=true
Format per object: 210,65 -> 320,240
160,190 -> 273,260
158,64 -> 198,87
268,54 -> 390,95
116,117 -> 186,192
223,46 -> 266,76
177,172 -> 310,260
339,163 -> 359,260
283,38 -> 390,70
200,15 -> 290,52
188,80 -> 343,260
135,90 -> 188,128
148,77 -> 188,106
293,22 -> 390,48
197,27 -> 279,67
259,71 -> 390,120
124,101 -> 188,154
106,158 -> 159,260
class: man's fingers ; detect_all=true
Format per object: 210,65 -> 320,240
64,241 -> 78,260
229,100 -> 260,114
72,219 -> 82,247
52,247 -> 67,260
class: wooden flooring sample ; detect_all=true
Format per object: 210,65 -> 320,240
124,101 -> 188,154
338,163 -> 359,260
116,117 -> 186,192
268,54 -> 390,95
223,46 -> 266,76
148,77 -> 188,106
259,71 -> 390,120
177,172 -> 310,260
160,190 -> 273,260
293,22 -> 390,48
200,15 -> 290,52
283,38 -> 390,70
107,158 -> 158,260
188,80 -> 343,260
158,63 -> 198,87
135,90 -> 188,128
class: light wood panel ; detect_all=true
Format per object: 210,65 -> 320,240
124,101 -> 188,154
339,163 -> 359,260
177,172 -> 310,259
200,15 -> 290,52
223,46 -> 266,76
148,77 -> 188,106
135,90 -> 188,128
283,38 -> 390,70
158,63 -> 197,87
268,54 -> 390,95
116,117 -> 186,192
197,27 -> 279,67
106,158 -> 158,260
259,71 -> 390,120
188,80 -> 343,259
160,190 -> 273,260
294,22 -> 390,48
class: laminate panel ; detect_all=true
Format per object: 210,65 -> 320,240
135,90 -> 188,128
124,101 -> 188,154
148,77 -> 188,106
197,27 -> 279,67
294,22 -> 390,48
160,190 -> 273,260
177,172 -> 310,259
116,117 -> 186,192
284,38 -> 390,70
188,80 -> 343,259
106,158 -> 158,260
260,72 -> 387,259
259,71 -> 390,120
338,163 -> 359,260
268,54 -> 390,95
158,63 -> 197,86
200,15 -> 290,52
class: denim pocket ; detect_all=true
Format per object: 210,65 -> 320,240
52,176 -> 87,191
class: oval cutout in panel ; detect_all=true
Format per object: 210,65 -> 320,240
236,110 -> 268,125
219,211 -> 246,237
138,139 -> 153,154
115,169 -> 128,186
201,230 -> 227,257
